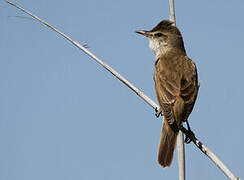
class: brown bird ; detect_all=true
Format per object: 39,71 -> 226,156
136,20 -> 199,167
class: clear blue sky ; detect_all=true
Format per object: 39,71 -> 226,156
1,0 -> 243,180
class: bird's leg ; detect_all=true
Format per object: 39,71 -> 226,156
184,120 -> 195,144
155,107 -> 163,118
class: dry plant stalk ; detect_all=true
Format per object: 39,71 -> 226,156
4,1 -> 241,180
168,0 -> 186,180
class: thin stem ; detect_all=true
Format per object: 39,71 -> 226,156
180,127 -> 241,180
168,0 -> 185,179
169,0 -> 176,24
3,0 -> 159,113
177,132 -> 185,180
4,1 -> 241,180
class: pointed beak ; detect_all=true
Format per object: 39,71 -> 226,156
135,30 -> 151,37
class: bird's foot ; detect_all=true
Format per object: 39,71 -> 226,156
184,120 -> 195,144
184,129 -> 195,144
155,108 -> 163,118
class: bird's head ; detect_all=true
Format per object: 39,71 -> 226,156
136,20 -> 185,57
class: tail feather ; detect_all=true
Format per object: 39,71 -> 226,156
158,119 -> 178,167
158,96 -> 184,167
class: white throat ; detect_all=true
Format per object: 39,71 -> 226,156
149,38 -> 169,58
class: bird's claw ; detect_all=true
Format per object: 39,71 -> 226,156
184,130 -> 195,144
155,108 -> 163,118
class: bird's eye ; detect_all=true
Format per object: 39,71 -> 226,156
155,33 -> 163,37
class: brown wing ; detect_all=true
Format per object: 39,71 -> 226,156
154,57 -> 181,125
180,57 -> 199,121
154,56 -> 198,124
